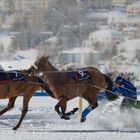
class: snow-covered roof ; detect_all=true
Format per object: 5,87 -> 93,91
90,29 -> 123,38
87,11 -> 109,19
46,36 -> 59,43
107,11 -> 127,23
127,1 -> 140,8
100,25 -> 109,30
118,17 -> 140,24
61,47 -> 103,54
123,27 -> 137,31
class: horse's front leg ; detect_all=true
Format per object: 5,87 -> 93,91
13,93 -> 33,130
54,96 -> 70,120
65,108 -> 79,116
0,96 -> 17,116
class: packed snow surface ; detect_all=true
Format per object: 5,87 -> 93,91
0,96 -> 140,140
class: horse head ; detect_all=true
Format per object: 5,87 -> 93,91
28,56 -> 50,75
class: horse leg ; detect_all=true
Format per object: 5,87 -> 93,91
0,96 -> 17,116
60,102 -> 78,117
60,102 -> 66,114
65,108 -> 79,116
13,94 -> 32,130
54,96 -> 70,120
80,95 -> 98,123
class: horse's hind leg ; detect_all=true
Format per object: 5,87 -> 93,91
0,96 -> 17,116
13,93 -> 32,130
54,96 -> 70,120
80,93 -> 98,122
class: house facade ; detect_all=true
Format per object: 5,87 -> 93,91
88,29 -> 124,49
127,1 -> 140,17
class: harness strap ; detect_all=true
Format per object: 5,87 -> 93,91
32,64 -> 38,70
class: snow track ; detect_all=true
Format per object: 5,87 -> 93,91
0,97 -> 140,140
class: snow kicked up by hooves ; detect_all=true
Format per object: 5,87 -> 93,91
0,96 -> 140,140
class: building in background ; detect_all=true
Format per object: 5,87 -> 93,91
92,0 -> 113,9
12,0 -> 48,32
14,0 -> 48,11
60,47 -> 104,66
77,0 -> 93,8
127,1 -> 140,17
123,27 -> 140,40
112,0 -> 137,12
0,1 -> 5,12
88,29 -> 124,49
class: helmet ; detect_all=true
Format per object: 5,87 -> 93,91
114,76 -> 124,84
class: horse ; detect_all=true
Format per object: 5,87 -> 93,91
0,69 -> 49,130
28,56 -> 118,122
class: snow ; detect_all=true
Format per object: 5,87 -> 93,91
0,97 -> 140,139
123,27 -> 137,31
0,49 -> 37,70
62,47 -> 102,54
1,0 -> 140,138
87,11 -> 109,19
90,29 -> 123,40
61,63 -> 87,70
107,11 -> 127,23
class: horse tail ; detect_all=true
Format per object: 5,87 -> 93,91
103,74 -> 118,101
37,77 -> 54,98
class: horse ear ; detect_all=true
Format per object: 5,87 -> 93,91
46,55 -> 50,60
42,55 -> 47,60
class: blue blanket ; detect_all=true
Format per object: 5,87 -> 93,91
0,70 -> 25,82
69,71 -> 91,81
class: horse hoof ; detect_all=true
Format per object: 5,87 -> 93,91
65,108 -> 79,116
73,108 -> 79,112
61,115 -> 70,120
12,127 -> 18,130
80,117 -> 86,123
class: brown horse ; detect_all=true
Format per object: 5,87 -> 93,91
0,70 -> 49,130
28,56 -> 118,122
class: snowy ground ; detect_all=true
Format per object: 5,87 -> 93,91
0,96 -> 140,140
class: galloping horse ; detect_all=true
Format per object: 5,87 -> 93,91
0,69 -> 49,130
28,56 -> 118,122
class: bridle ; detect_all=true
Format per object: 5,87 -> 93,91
31,63 -> 38,70
28,63 -> 39,75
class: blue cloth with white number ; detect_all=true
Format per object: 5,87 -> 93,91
0,70 -> 25,81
